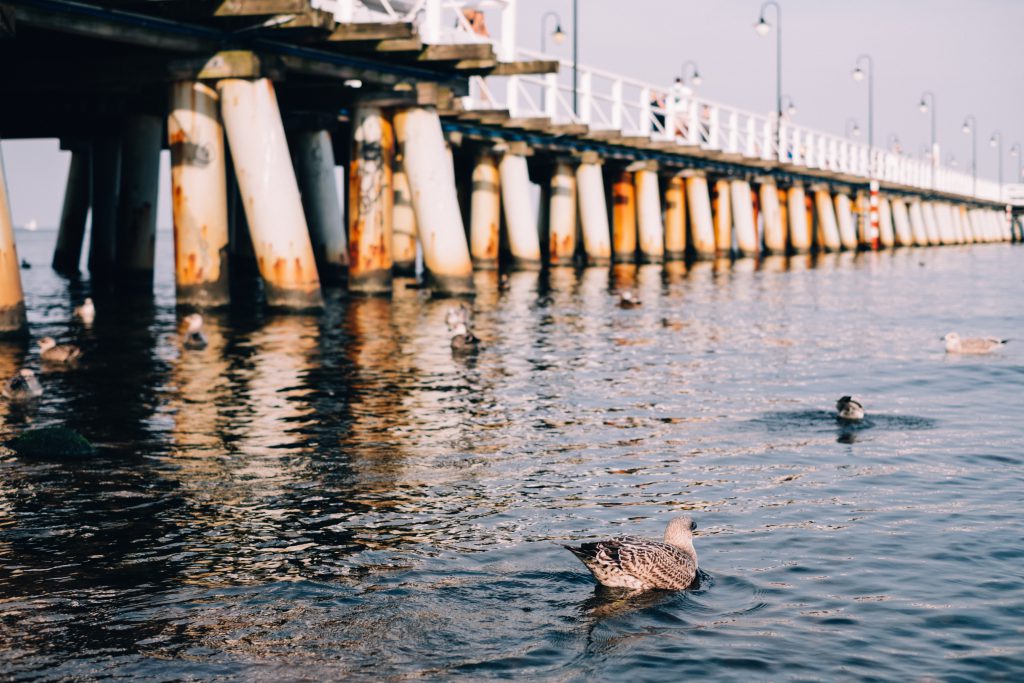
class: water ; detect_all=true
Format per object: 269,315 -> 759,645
2,230 -> 1023,681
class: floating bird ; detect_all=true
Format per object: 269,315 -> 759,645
498,274 -> 511,292
836,396 -> 864,421
74,298 -> 95,325
445,304 -> 472,333
661,317 -> 685,331
20,259 -> 30,269
618,291 -> 642,309
564,516 -> 699,591
942,332 -> 1008,355
182,314 -> 208,350
38,337 -> 82,365
450,323 -> 481,354
3,369 -> 43,401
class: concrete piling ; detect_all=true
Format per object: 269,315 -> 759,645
219,78 -> 322,307
814,188 -> 842,251
611,169 -> 637,262
921,202 -> 941,245
291,129 -> 348,284
663,175 -> 687,260
759,180 -> 785,254
832,192 -> 857,251
635,167 -> 664,263
393,107 -> 473,293
168,81 -> 230,306
959,205 -> 974,243
115,115 -> 162,282
787,183 -> 812,253
576,158 -> 612,265
87,133 -> 121,279
731,179 -> 758,257
498,149 -> 542,269
52,147 -> 91,275
469,149 -> 501,268
878,196 -> 895,248
713,178 -> 732,256
390,162 -> 418,277
685,173 -> 716,259
908,201 -> 929,246
347,103 -> 394,294
0,145 -> 26,334
548,160 -> 577,265
891,199 -> 912,246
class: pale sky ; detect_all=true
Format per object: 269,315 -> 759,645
3,0 -> 1022,229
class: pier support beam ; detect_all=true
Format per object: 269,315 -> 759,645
664,175 -> 687,260
635,167 -> 664,263
685,173 -> 716,259
891,198 -> 912,246
469,149 -> 500,269
878,195 -> 895,248
611,169 -> 637,262
53,147 -> 91,275
935,203 -> 956,245
832,192 -> 857,251
347,104 -> 394,294
787,183 -> 812,253
576,157 -> 611,265
393,107 -> 473,293
0,146 -> 26,334
390,161 -> 418,277
959,206 -> 974,243
813,188 -> 841,252
731,179 -> 758,257
291,129 -> 348,284
88,134 -> 121,280
498,149 -> 541,270
712,178 -> 732,256
548,160 -> 576,265
220,78 -> 322,307
908,201 -> 929,246
921,202 -> 941,245
169,81 -> 230,306
950,204 -> 966,243
759,180 -> 785,254
115,115 -> 161,282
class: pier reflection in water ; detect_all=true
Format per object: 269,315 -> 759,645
1,230 -> 1023,680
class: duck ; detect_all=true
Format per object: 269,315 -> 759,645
20,259 -> 30,269
445,304 -> 472,333
74,297 -> 95,325
617,291 -> 642,309
836,396 -> 864,421
661,317 -> 685,331
3,369 -> 43,401
38,337 -> 83,365
942,332 -> 1008,355
564,516 -> 699,591
449,322 -> 480,354
182,313 -> 208,350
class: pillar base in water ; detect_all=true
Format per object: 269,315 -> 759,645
426,272 -> 475,297
638,253 -> 664,264
263,282 -> 326,309
393,260 -> 417,277
548,255 -> 575,267
348,269 -> 393,296
665,249 -> 688,261
512,257 -> 542,271
472,257 -> 499,271
612,253 -> 636,264
0,303 -> 27,336
586,256 -> 612,267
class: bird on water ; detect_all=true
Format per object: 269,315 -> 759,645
446,304 -> 480,353
38,337 -> 82,365
836,396 -> 864,421
74,297 -> 95,325
618,291 -> 642,309
564,516 -> 699,590
182,314 -> 209,350
3,369 -> 43,401
942,332 -> 1008,355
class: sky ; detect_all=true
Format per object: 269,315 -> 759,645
2,0 -> 1023,229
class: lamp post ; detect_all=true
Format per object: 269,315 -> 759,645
540,11 -> 564,54
851,54 -> 874,151
1011,143 -> 1023,181
962,115 -> 977,196
989,130 -> 1003,187
571,0 -> 578,116
918,90 -> 936,187
845,118 -> 860,138
754,1 -> 782,153
681,60 -> 702,86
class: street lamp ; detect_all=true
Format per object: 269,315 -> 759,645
540,11 -> 564,54
571,0 -> 578,115
845,118 -> 860,138
887,133 -> 901,153
989,130 -> 1003,186
754,1 -> 782,152
1011,143 -> 1023,181
919,90 -> 937,187
681,60 -> 702,87
851,54 -> 874,150
949,154 -> 957,168
783,94 -> 796,117
962,115 -> 977,196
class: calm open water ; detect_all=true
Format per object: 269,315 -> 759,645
1,229 -> 1023,681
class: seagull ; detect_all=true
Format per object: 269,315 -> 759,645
564,516 -> 699,591
38,337 -> 82,365
74,298 -> 95,325
3,369 -> 43,401
182,314 -> 209,350
942,332 -> 1008,355
618,292 -> 642,309
836,396 -> 864,421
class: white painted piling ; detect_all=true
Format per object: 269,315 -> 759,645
685,173 -> 716,259
612,169 -> 637,262
577,159 -> 612,264
949,204 -> 965,243
664,175 -> 687,260
878,195 -> 895,248
934,202 -> 956,245
291,129 -> 348,284
908,201 -> 929,246
891,198 -> 913,246
52,147 -> 90,274
391,162 -> 418,276
731,179 -> 758,257
115,115 -> 161,280
88,134 -> 121,279
469,149 -> 500,268
219,78 -> 322,307
636,168 -> 664,263
0,145 -> 26,333
713,178 -> 732,255
548,160 -> 577,265
833,193 -> 858,250
787,183 -> 812,253
499,150 -> 541,269
393,107 -> 474,292
760,180 -> 786,254
346,104 -> 394,294
814,188 -> 841,251
921,202 -> 941,245
169,81 -> 230,306
959,205 -> 974,243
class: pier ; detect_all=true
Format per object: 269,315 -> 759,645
0,0 -> 1021,334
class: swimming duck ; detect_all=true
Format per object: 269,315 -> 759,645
182,314 -> 209,350
3,369 -> 43,401
74,298 -> 95,325
445,304 -> 472,333
38,337 -> 82,365
836,396 -> 864,421
618,292 -> 642,309
942,332 -> 1008,355
20,259 -> 30,269
564,516 -> 699,591
449,322 -> 480,354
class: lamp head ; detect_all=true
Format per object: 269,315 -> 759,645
962,122 -> 971,134
786,103 -> 797,117
691,72 -> 703,87
918,101 -> 928,114
989,135 -> 998,148
754,18 -> 771,36
852,67 -> 865,82
553,25 -> 566,43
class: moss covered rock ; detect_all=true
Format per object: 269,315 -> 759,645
8,426 -> 96,458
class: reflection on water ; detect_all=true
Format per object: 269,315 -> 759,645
1,230 -> 1024,680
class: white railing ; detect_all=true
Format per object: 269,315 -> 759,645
463,47 -> 1005,203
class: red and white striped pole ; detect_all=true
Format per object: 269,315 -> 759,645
869,180 -> 880,250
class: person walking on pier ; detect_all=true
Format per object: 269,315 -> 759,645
670,77 -> 693,140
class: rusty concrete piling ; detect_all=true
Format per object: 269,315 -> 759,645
115,115 -> 162,282
347,104 -> 394,295
498,146 -> 541,270
663,175 -> 687,261
635,165 -> 664,264
576,156 -> 612,265
0,145 -> 26,335
548,160 -> 577,266
87,133 -> 121,280
611,169 -> 637,263
390,160 -> 418,277
52,147 -> 91,275
731,179 -> 758,257
469,148 -> 500,269
290,129 -> 348,285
